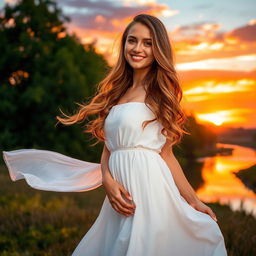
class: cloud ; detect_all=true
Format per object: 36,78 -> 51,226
171,22 -> 221,42
178,70 -> 256,84
54,0 -> 179,65
172,20 -> 256,64
178,68 -> 256,128
226,23 -> 256,42
174,22 -> 221,34
56,0 -> 178,32
184,79 -> 255,96
176,54 -> 256,72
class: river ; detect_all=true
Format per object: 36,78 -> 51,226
196,143 -> 256,217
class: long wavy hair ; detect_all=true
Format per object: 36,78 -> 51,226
56,14 -> 189,147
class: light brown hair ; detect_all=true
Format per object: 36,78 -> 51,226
56,14 -> 188,147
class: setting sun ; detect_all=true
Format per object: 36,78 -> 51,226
197,112 -> 226,126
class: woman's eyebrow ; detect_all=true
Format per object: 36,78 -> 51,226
128,35 -> 152,40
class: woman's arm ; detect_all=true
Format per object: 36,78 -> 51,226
100,144 -> 114,182
160,138 -> 218,221
159,139 -> 200,205
100,143 -> 136,217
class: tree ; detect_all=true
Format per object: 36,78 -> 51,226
0,0 -> 108,161
175,113 -> 217,159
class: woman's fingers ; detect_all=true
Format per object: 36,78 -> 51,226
113,199 -> 134,216
111,202 -> 130,216
120,186 -> 133,201
119,186 -> 136,209
191,200 -> 218,222
200,204 -> 218,222
207,207 -> 218,222
104,178 -> 136,216
113,193 -> 135,214
110,197 -> 133,216
109,193 -> 135,216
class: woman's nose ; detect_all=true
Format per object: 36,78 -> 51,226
133,42 -> 143,52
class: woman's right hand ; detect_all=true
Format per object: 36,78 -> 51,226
102,176 -> 136,217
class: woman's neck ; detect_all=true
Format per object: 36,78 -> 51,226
131,67 -> 150,89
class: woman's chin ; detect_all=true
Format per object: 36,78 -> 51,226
129,62 -> 150,70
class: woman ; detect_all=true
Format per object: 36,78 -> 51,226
3,14 -> 227,255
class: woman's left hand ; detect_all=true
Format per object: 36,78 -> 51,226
189,200 -> 218,222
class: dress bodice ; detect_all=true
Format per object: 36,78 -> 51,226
103,102 -> 166,153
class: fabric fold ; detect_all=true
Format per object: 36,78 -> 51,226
2,149 -> 102,192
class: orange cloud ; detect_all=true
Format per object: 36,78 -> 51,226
184,79 -> 255,96
174,21 -> 256,63
95,15 -> 106,23
176,54 -> 256,72
122,0 -> 179,17
178,69 -> 256,128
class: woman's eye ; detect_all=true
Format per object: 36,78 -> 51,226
127,39 -> 152,46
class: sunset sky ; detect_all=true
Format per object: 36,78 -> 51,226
2,0 -> 256,128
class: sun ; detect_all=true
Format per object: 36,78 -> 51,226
197,113 -> 226,126
210,117 -> 224,126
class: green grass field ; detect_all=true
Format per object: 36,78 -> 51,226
0,164 -> 255,256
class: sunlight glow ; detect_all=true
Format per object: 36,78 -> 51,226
197,112 -> 226,126
161,9 -> 179,17
123,0 -> 156,5
196,109 -> 253,126
184,79 -> 255,95
209,42 -> 224,50
95,15 -> 106,23
249,19 -> 256,25
176,54 -> 256,71
192,42 -> 209,50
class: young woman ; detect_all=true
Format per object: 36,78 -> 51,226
3,14 -> 227,256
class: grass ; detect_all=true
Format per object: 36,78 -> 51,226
0,164 -> 255,256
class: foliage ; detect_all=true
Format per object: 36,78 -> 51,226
0,168 -> 105,255
174,114 -> 217,159
0,0 -> 108,161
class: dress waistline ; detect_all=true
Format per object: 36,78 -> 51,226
111,146 -> 160,154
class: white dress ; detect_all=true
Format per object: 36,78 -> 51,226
2,102 -> 227,256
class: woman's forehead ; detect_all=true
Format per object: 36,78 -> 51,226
127,23 -> 151,38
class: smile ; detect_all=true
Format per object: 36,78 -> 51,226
130,55 -> 145,62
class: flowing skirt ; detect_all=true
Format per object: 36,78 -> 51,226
2,148 -> 227,256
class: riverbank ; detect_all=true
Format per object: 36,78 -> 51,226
234,164 -> 256,193
174,143 -> 234,160
0,164 -> 255,255
199,145 -> 234,157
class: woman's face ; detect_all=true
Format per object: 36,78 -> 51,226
124,22 -> 155,70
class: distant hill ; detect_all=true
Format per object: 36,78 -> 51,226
217,127 -> 256,149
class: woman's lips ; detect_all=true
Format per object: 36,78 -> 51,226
130,55 -> 145,62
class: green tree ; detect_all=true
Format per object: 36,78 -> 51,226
175,113 -> 217,159
0,0 -> 108,161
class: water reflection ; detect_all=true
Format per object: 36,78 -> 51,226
196,143 -> 256,217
